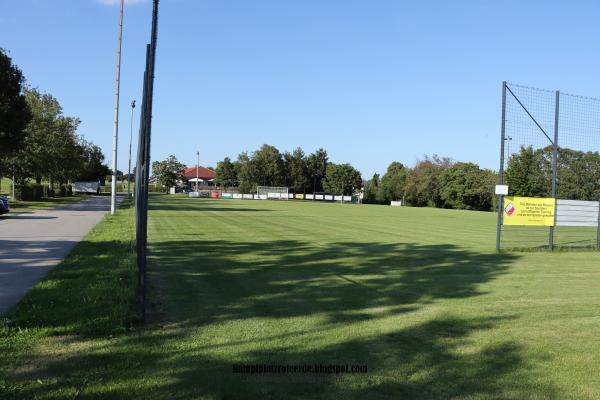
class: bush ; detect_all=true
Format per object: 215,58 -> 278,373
16,183 -> 44,201
44,186 -> 54,198
58,184 -> 73,197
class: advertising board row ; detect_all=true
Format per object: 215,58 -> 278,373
190,192 -> 353,202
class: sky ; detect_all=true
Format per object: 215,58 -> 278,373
2,0 -> 600,178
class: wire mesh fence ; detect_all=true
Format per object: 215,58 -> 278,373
498,82 -> 600,250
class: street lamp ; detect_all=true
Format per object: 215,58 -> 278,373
110,0 -> 125,215
127,100 -> 136,197
196,151 -> 200,192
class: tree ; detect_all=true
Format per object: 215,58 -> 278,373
404,155 -> 453,207
439,162 -> 496,211
323,163 -> 362,195
379,161 -> 408,203
564,150 -> 600,200
11,88 -> 82,187
284,147 -> 309,193
363,173 -> 381,204
235,152 -> 255,194
76,141 -> 110,182
215,157 -> 237,189
151,155 -> 186,192
251,144 -> 284,186
307,148 -> 328,193
505,146 -> 550,197
0,48 -> 31,159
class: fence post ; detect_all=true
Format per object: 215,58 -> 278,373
496,81 -> 507,252
549,91 -> 560,250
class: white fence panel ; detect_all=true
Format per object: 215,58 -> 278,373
556,199 -> 599,227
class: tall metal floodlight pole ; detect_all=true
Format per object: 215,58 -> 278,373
128,100 -> 136,197
196,151 -> 200,192
111,0 -> 125,215
505,136 -> 512,160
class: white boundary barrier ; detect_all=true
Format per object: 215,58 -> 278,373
192,192 -> 356,204
556,199 -> 599,227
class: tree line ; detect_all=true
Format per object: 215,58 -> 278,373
506,145 -> 600,201
361,144 -> 600,212
213,145 -> 499,211
215,144 -> 362,196
0,49 -> 110,197
363,155 -> 497,211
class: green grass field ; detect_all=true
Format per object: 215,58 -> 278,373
2,195 -> 600,399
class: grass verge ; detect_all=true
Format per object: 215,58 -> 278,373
0,200 -> 136,398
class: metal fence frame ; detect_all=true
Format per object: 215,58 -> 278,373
496,81 -> 600,251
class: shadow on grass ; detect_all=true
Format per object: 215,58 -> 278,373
150,240 -> 515,325
7,314 -> 558,399
2,236 -> 562,399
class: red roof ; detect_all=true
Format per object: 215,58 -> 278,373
181,166 -> 216,180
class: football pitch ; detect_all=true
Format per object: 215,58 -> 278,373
3,195 -> 600,399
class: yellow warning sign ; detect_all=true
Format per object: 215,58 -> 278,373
503,196 -> 556,226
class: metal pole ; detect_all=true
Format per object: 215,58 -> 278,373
128,100 -> 136,197
549,91 -> 560,250
137,0 -> 160,323
496,82 -> 507,252
135,46 -> 150,319
111,0 -> 125,215
11,173 -> 15,200
196,151 -> 199,192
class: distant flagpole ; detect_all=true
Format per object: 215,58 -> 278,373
111,0 -> 125,215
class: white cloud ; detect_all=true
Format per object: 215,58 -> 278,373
97,0 -> 147,5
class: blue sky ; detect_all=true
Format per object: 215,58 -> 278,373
2,0 -> 600,178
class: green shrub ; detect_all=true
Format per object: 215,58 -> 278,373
57,184 -> 72,197
16,183 -> 44,201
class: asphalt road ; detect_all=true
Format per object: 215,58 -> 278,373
0,196 -> 118,315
